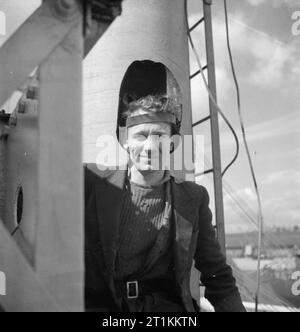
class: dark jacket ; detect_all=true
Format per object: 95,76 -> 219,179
84,163 -> 245,312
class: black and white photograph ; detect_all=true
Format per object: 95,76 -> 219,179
0,0 -> 299,316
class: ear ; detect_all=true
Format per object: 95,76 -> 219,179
118,126 -> 128,147
170,141 -> 175,154
122,136 -> 129,153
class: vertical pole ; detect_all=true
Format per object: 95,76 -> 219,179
203,0 -> 226,256
36,18 -> 84,311
0,134 -> 6,221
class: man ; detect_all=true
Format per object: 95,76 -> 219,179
84,60 -> 246,312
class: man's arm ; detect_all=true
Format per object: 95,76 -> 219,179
194,186 -> 246,312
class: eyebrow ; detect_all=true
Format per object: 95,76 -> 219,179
133,130 -> 169,136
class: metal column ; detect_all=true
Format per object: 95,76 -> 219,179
0,0 -> 123,312
203,0 -> 226,255
0,124 -> 6,220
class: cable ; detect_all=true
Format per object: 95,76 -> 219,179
223,0 -> 264,313
196,159 -> 293,309
198,156 -> 285,250
11,226 -> 19,237
184,0 -> 240,178
186,0 -> 265,311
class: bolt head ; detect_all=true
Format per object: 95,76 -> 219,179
54,0 -> 78,19
61,0 -> 75,9
18,101 -> 26,114
9,117 -> 17,127
27,87 -> 38,100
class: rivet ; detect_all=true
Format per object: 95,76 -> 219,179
27,87 -> 38,100
18,101 -> 26,114
10,117 -> 17,127
53,0 -> 78,20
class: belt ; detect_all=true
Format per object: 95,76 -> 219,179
115,278 -> 176,300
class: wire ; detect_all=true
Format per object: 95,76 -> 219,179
196,158 -> 293,309
223,0 -> 264,312
186,0 -> 265,310
11,226 -> 19,236
184,1 -> 240,178
197,154 -> 289,259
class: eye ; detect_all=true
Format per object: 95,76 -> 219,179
134,134 -> 147,141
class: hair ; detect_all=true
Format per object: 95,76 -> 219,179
121,94 -> 181,136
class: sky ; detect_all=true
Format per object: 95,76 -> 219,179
187,0 -> 300,233
1,0 -> 299,234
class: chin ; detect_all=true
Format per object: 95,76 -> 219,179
137,163 -> 158,172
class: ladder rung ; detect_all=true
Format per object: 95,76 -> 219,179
192,115 -> 211,127
190,65 -> 207,80
195,169 -> 213,177
189,17 -> 205,32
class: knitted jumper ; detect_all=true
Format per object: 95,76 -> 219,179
115,172 -> 173,281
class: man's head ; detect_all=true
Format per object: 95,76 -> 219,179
117,60 -> 182,173
122,94 -> 181,172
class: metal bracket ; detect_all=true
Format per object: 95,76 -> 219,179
0,0 -> 82,107
84,0 -> 123,56
50,0 -> 82,22
89,0 -> 123,23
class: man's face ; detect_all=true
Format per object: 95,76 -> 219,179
126,121 -> 172,172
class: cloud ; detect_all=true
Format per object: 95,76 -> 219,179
247,0 -> 266,6
261,169 -> 300,226
262,191 -> 300,227
223,186 -> 259,233
262,169 -> 300,186
190,59 -> 232,122
241,111 -> 300,141
267,147 -> 300,161
248,38 -> 292,88
215,11 -> 300,91
220,111 -> 300,149
246,0 -> 300,8
224,15 -> 300,90
188,8 -> 300,232
224,169 -> 300,231
189,10 -> 300,100
224,186 -> 257,205
189,9 -> 300,116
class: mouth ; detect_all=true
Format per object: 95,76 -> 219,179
140,155 -> 159,159
140,157 -> 160,164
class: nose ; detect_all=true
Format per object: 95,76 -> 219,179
143,135 -> 159,156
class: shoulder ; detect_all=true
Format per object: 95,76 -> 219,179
84,163 -> 128,194
84,163 -> 127,178
84,163 -> 115,178
83,163 -> 117,192
172,177 -> 210,206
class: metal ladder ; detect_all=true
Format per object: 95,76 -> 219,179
189,0 -> 226,256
